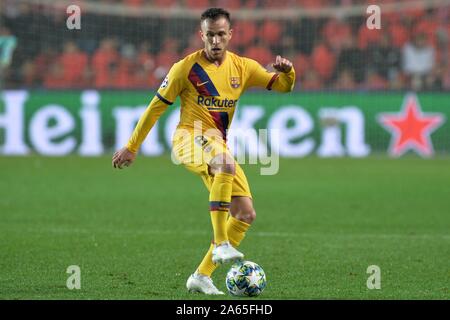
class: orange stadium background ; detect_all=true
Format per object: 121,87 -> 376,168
1,0 -> 449,91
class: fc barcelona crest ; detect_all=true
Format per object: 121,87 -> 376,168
230,77 -> 240,89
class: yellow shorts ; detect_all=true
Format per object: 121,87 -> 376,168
172,127 -> 252,198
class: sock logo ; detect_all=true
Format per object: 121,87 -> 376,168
210,201 -> 231,211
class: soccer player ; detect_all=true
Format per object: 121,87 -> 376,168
112,8 -> 295,295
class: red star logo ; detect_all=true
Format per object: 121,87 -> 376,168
378,94 -> 445,157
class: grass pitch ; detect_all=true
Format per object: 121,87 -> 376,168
0,156 -> 449,299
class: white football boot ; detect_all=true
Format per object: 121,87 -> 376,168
211,241 -> 244,265
186,272 -> 224,295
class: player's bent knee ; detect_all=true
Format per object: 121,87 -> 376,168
247,209 -> 256,224
237,208 -> 256,224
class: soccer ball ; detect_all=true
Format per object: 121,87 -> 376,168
225,260 -> 267,297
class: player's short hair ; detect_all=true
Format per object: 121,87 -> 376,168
200,8 -> 231,26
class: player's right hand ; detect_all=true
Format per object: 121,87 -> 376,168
112,147 -> 136,169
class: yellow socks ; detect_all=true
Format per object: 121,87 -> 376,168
209,172 -> 234,245
197,216 -> 251,277
197,243 -> 216,277
197,171 -> 252,277
226,216 -> 250,248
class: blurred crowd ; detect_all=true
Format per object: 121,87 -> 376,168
1,0 -> 449,91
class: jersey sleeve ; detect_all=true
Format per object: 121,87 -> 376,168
243,58 -> 278,90
156,61 -> 186,105
126,96 -> 169,153
271,67 -> 296,92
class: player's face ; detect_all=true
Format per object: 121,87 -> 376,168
200,17 -> 232,62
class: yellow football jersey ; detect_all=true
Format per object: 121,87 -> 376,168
127,49 -> 295,152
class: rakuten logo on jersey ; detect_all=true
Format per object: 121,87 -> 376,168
197,96 -> 238,108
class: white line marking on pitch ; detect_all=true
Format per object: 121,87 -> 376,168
24,227 -> 450,240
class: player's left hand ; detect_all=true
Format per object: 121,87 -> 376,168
272,55 -> 293,73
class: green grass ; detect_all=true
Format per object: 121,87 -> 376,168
0,156 -> 449,299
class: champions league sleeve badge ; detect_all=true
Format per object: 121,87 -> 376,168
160,75 -> 169,89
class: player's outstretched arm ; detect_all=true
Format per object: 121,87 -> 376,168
112,96 -> 169,169
271,55 -> 296,92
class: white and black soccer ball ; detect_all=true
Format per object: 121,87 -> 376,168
226,260 -> 267,297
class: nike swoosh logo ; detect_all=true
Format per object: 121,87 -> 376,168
196,81 -> 209,86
